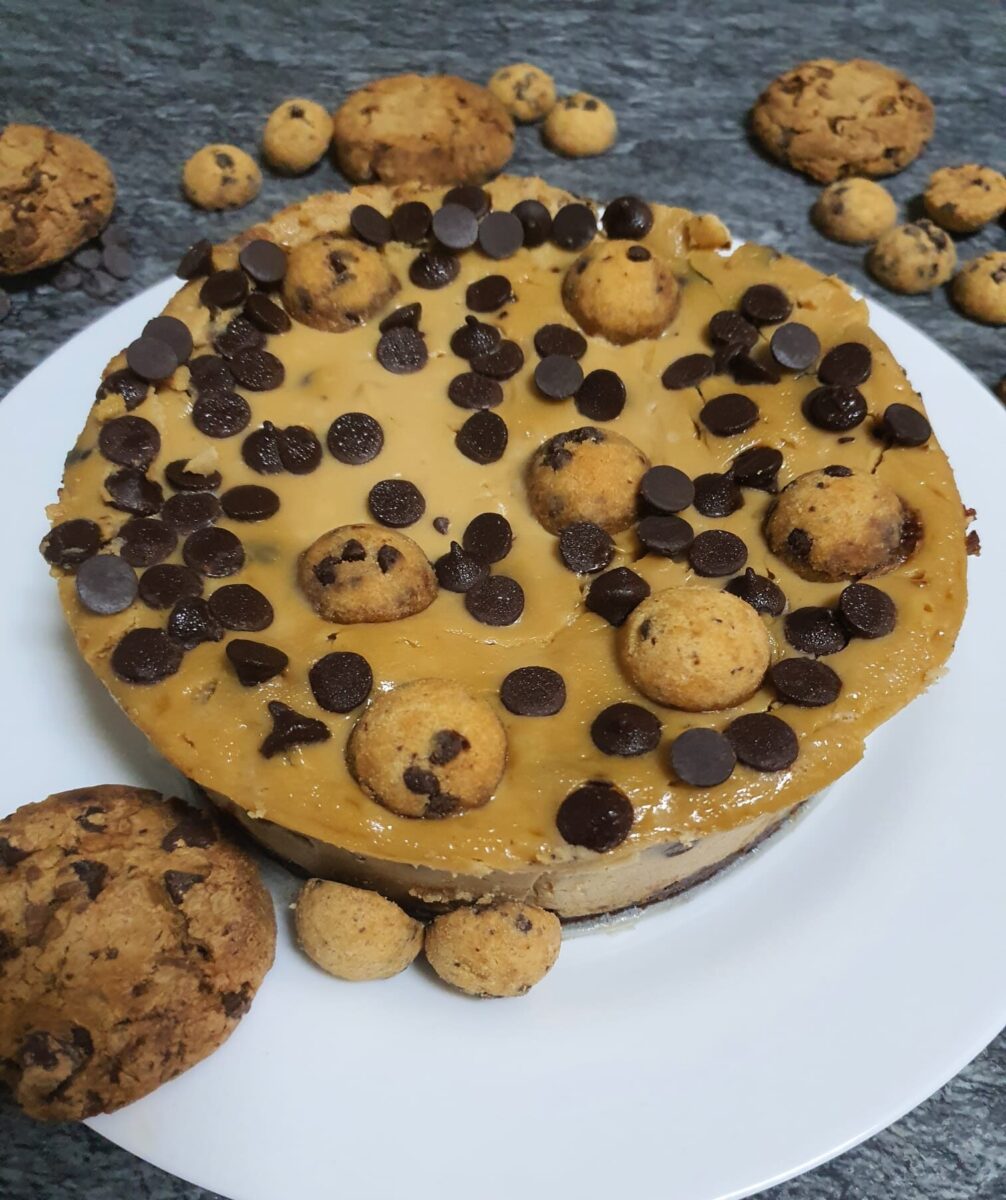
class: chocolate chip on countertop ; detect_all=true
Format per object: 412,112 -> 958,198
209,584 -> 274,631
226,639 -> 289,686
463,512 -> 513,563
838,583 -> 896,639
500,666 -> 566,717
725,713 -> 799,771
768,657 -> 842,707
585,566 -> 650,626
260,701 -> 330,758
688,529 -> 747,576
558,521 -> 613,574
590,703 -> 661,756
556,782 -> 633,851
111,628 -> 183,684
464,575 -> 524,625
784,606 -> 849,656
725,568 -> 786,616
75,555 -> 138,615
669,727 -> 736,787
368,479 -> 425,527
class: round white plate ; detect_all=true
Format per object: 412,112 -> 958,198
2,280 -> 1003,1200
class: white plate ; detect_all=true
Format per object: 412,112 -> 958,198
2,280 -> 1003,1200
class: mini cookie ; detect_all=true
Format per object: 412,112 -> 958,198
562,243 -> 680,344
868,220 -> 957,294
294,880 -> 423,980
766,468 -> 907,581
282,233 -> 399,332
332,74 -> 514,185
527,427 -> 649,535
543,92 -> 617,157
262,98 -> 332,174
751,58 -> 934,183
952,252 -> 1006,325
0,124 -> 116,275
298,524 -> 436,623
182,144 -> 261,211
0,786 -> 274,1121
923,164 -> 1006,234
812,179 -> 897,244
620,587 -> 770,711
424,900 -> 560,998
487,63 -> 557,123
347,679 -> 507,818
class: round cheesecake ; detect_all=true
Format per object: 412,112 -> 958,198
43,176 -> 968,919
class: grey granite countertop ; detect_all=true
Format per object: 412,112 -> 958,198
1,1 -> 1003,1197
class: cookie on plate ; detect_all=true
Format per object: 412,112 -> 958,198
0,785 -> 275,1120
0,124 -> 116,275
751,58 -> 934,182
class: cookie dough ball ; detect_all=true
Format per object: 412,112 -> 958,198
924,164 -> 1006,234
347,679 -> 507,819
294,880 -> 423,981
620,587 -> 770,712
868,220 -> 957,294
424,901 -> 561,998
766,468 -> 907,581
812,179 -> 897,244
299,524 -> 436,624
526,427 -> 650,535
543,92 -> 617,157
282,233 -> 399,332
562,243 -> 680,344
0,124 -> 116,275
952,252 -> 1006,325
182,144 -> 261,211
487,63 -> 557,123
262,98 -> 332,174
751,58 -> 934,183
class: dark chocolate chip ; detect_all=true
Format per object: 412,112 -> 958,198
823,464 -> 853,477
165,458 -> 222,492
101,243 -> 133,279
444,185 -> 490,217
277,425 -> 321,474
142,316 -> 194,364
591,703 -> 661,756
241,423 -> 284,475
349,205 -> 391,247
379,303 -> 422,333
220,484 -> 280,522
183,527 -> 244,577
226,639 -> 288,685
602,195 -> 653,240
708,311 -> 758,350
177,239 -> 213,279
729,352 -> 782,386
309,651 -> 373,713
0,838 -> 29,868
768,657 -> 842,707
450,316 -> 501,360
478,211 -> 524,259
725,568 -> 786,616
730,445 -> 783,491
784,607 -> 849,656
627,245 -> 651,262
96,367 -> 149,410
390,200 -> 432,244
428,729 -> 469,766
409,250 -> 460,289
838,583 -> 896,639
881,403 -> 931,447
558,521 -> 613,574
804,385 -> 867,432
238,239 -> 287,285
699,392 -> 759,436
435,541 -> 488,592
138,563 -> 203,609
213,314 -> 265,360
534,324 -> 587,360
327,412 -> 384,465
41,518 -> 102,569
818,342 -> 872,387
111,628 -> 183,683
556,782 -> 633,851
105,468 -> 163,516
125,336 -> 179,383
551,203 -> 597,251
71,859 -> 108,901
471,340 -> 524,380
456,410 -> 508,464
466,274 -> 513,313
200,269 -> 249,310
53,264 -> 82,292
692,472 -> 743,517
638,465 -> 694,514
534,354 -> 584,400
260,700 -> 330,758
725,713 -> 798,771
448,372 -> 503,410
432,202 -> 479,250
376,325 -> 428,374
81,268 -> 117,299
500,666 -> 566,717
161,808 -> 217,850
161,491 -> 222,535
164,870 -> 206,905
167,596 -> 224,649
463,512 -> 513,563
244,293 -> 292,334
209,584 -> 273,631
512,199 -> 552,247
585,566 -> 650,626
433,516 -> 450,534
377,544 -> 401,573
637,514 -> 693,558
75,555 -> 138,615
770,323 -> 820,371
661,353 -> 714,390
575,368 -> 626,421
740,284 -> 791,325
688,529 -> 747,576
229,349 -> 284,391
368,479 -> 425,527
192,390 -> 252,438
188,354 -> 235,393
669,727 -> 736,787
464,575 -> 524,625
99,416 -> 160,469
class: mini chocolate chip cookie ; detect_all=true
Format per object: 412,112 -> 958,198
923,164 -> 1006,234
282,233 -> 400,331
952,252 -> 1006,325
182,144 -> 261,211
487,63 -> 557,123
562,243 -> 680,343
543,92 -> 617,157
812,179 -> 897,244
868,219 -> 957,294
295,880 -> 423,980
262,98 -> 332,174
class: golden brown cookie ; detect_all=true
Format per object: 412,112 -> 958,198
526,427 -> 649,534
298,524 -> 437,622
923,164 -> 1006,234
867,219 -> 957,294
262,99 -> 332,175
562,242 -> 680,343
347,680 -> 507,818
282,233 -> 399,331
0,786 -> 275,1121
487,63 -> 557,123
332,74 -> 514,185
952,252 -> 1006,325
182,144 -> 261,211
543,92 -> 617,157
812,179 -> 897,244
294,880 -> 423,980
424,900 -> 560,997
751,59 -> 934,183
0,124 -> 115,275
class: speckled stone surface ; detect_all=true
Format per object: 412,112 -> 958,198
1,2 -> 1003,1197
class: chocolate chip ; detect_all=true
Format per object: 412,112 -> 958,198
278,425 -> 322,474
75,555 -> 138,615
226,639 -> 288,686
450,316 -> 501,360
368,479 -> 425,526
409,250 -> 460,289
403,766 -> 440,797
71,859 -> 108,901
192,390 -> 252,438
200,269 -> 249,310
96,367 -> 149,410
41,518 -> 102,569
818,342 -> 872,387
669,727 -> 736,786
472,340 -> 524,380
708,311 -> 759,350
552,204 -> 597,251
534,355 -> 584,400
591,702 -> 661,756
377,545 -> 401,573
177,239 -> 213,279
444,185 -> 491,217
448,372 -> 503,410
838,583 -> 896,639
428,729 -> 469,766
725,568 -> 786,616
161,808 -> 217,850
534,324 -> 587,360
435,541 -> 488,592
220,484 -> 280,522
213,314 -> 265,359
478,211 -> 523,259
500,666 -> 566,716
244,293 -> 292,334
768,657 -> 842,707
637,514 -> 693,558
688,529 -> 747,576
463,512 -> 513,563
585,566 -> 650,626
823,464 -> 853,477
638,465 -> 694,514
111,628 -> 183,683
161,491 -> 222,536
881,403 -> 931,447
165,458 -> 222,492
784,607 -> 849,656
209,584 -> 273,631
81,268 -> 117,299
433,516 -> 450,534
699,392 -> 759,436
142,316 -> 194,364
125,336 -> 179,383
308,651 -> 373,713
466,274 -> 513,313
105,468 -> 163,516
804,385 -> 867,432
730,446 -> 783,491
188,354 -> 235,393
558,522 -> 613,573
464,575 -> 524,625
102,243 -> 133,279
725,713 -> 798,771
729,351 -> 781,386
260,700 -> 330,758
53,263 -> 82,291
512,199 -> 552,247
432,202 -> 479,250
138,563 -> 203,609
456,410 -> 508,463
379,303 -> 422,333
390,200 -> 432,244
229,349 -> 284,391
661,353 -> 714,390
164,870 -> 206,906
349,205 -> 391,247
740,284 -> 791,325
327,413 -> 384,464
770,323 -> 820,371
167,596 -> 224,648
692,472 -> 742,517
556,782 -> 633,851
183,527 -> 244,577
238,239 -> 287,286
374,327 -> 426,376
575,368 -> 626,421
602,195 -> 653,240
99,416 -> 160,469
0,837 -> 29,868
